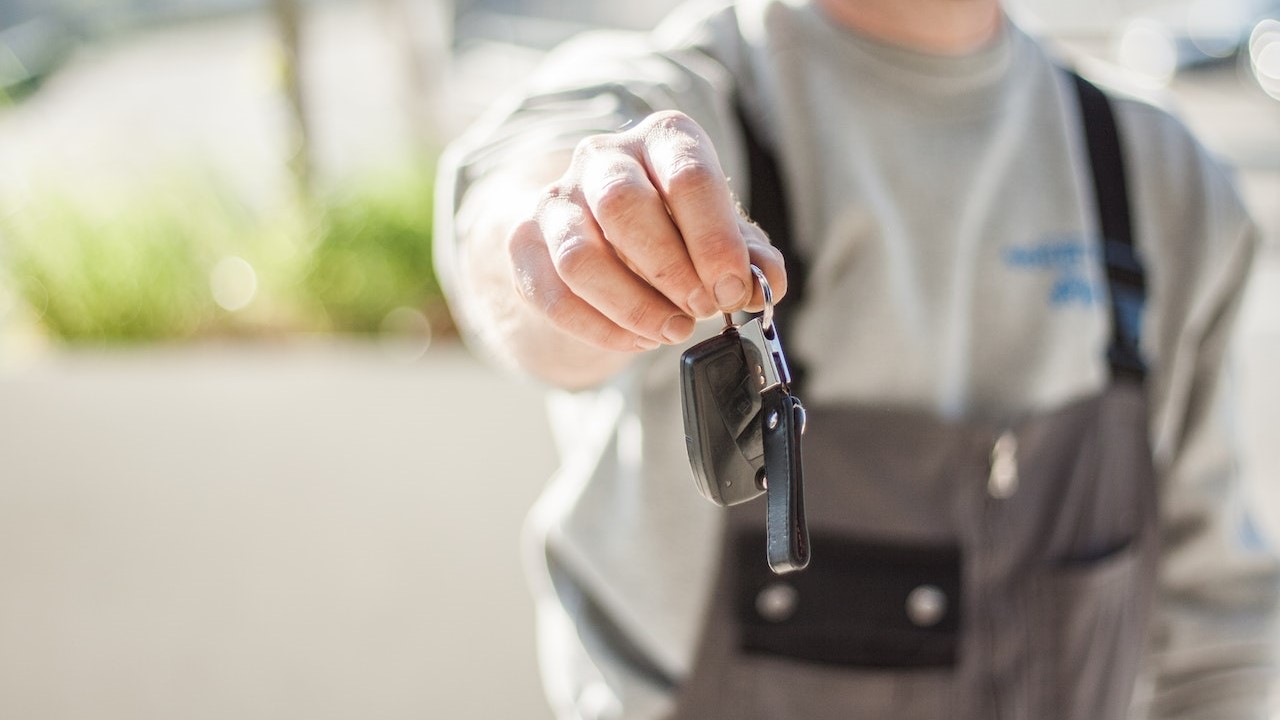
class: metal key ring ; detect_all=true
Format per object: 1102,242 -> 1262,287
751,265 -> 774,331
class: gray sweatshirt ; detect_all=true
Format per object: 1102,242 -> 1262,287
435,1 -> 1280,717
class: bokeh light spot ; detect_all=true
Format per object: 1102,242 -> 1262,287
378,306 -> 432,362
1259,43 -> 1280,80
1186,0 -> 1247,59
1251,20 -> 1280,100
210,256 -> 258,312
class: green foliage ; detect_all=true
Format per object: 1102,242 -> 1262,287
0,160 -> 446,343
304,168 -> 439,334
2,177 -> 241,341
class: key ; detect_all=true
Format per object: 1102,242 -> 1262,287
680,266 -> 810,574
679,315 -> 766,507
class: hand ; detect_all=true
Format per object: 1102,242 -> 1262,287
507,110 -> 788,353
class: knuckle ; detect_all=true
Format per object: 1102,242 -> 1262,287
650,255 -> 691,285
683,225 -> 742,258
590,323 -> 636,352
509,258 -> 560,314
550,236 -> 601,278
602,331 -> 639,353
621,299 -> 657,333
533,282 -> 567,315
533,192 -> 590,244
535,181 -> 575,213
538,286 -> 577,323
506,222 -> 550,280
641,109 -> 697,137
665,160 -> 720,198
572,133 -> 616,162
505,219 -> 538,258
594,176 -> 652,224
548,304 -> 629,351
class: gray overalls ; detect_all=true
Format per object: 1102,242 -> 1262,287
670,74 -> 1159,720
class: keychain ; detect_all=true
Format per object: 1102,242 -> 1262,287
680,266 -> 810,574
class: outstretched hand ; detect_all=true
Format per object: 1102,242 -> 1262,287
507,110 -> 788,353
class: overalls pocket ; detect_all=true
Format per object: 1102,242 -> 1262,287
1028,540 -> 1151,719
717,532 -> 962,719
735,532 -> 962,668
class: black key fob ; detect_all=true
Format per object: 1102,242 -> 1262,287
679,326 -> 766,507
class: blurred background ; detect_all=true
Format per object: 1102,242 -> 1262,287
0,0 -> 1276,718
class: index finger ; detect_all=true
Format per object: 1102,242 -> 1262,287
637,111 -> 752,312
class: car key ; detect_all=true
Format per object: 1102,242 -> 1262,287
680,266 -> 810,573
679,315 -> 766,507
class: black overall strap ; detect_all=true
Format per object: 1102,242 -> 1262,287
1072,74 -> 1148,381
734,102 -> 807,391
736,70 -> 1148,385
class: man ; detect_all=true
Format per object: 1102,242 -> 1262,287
434,0 -> 1280,717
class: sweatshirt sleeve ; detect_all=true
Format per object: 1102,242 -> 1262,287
433,8 -> 748,368
1123,101 -> 1280,720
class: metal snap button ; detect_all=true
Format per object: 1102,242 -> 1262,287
988,430 -> 1019,499
755,582 -> 799,623
906,584 -> 947,627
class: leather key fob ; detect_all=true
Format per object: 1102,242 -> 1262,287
762,388 -> 810,573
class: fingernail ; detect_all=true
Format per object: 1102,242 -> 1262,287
661,314 -> 696,343
687,288 -> 717,318
714,275 -> 748,309
635,337 -> 660,351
